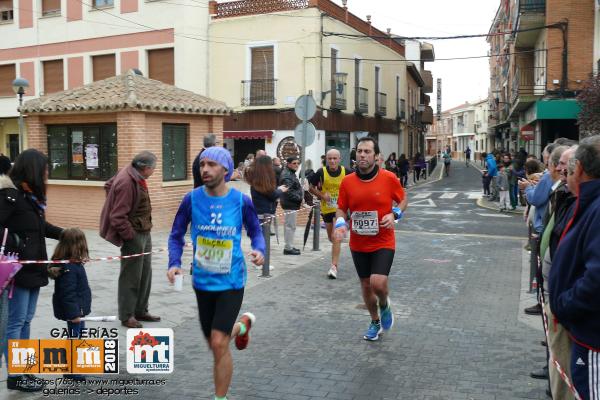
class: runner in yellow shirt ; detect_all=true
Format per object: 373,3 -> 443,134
309,149 -> 350,279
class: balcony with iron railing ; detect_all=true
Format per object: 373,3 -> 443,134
330,78 -> 347,111
375,92 -> 387,116
396,98 -> 406,120
514,0 -> 545,46
422,70 -> 433,94
510,66 -> 545,112
518,0 -> 545,13
0,8 -> 13,22
355,87 -> 368,114
421,106 -> 433,125
241,79 -> 277,107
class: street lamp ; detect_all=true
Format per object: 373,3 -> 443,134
12,77 -> 29,154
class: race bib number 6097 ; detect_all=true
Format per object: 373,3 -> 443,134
351,211 -> 379,236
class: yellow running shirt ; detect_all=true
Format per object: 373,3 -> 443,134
321,166 -> 346,215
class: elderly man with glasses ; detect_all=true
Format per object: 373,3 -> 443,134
549,135 -> 600,400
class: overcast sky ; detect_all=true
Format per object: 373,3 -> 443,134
331,0 -> 500,111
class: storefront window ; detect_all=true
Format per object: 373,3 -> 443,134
162,124 -> 188,181
47,125 -> 117,180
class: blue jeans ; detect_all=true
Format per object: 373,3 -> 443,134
3,285 -> 40,371
67,321 -> 85,338
0,290 -> 8,365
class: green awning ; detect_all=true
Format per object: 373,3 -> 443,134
535,99 -> 581,120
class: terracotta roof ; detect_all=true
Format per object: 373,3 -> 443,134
21,70 -> 230,115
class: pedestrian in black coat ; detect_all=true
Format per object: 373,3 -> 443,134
1,150 -> 63,392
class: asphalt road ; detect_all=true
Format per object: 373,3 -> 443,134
2,163 -> 545,400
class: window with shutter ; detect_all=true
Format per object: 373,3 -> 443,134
162,124 -> 188,181
148,48 -> 174,85
0,0 -> 13,22
92,54 -> 116,81
249,46 -> 274,105
43,59 -> 64,94
41,0 -> 60,15
0,64 -> 15,96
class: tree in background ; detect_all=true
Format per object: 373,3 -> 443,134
577,73 -> 600,139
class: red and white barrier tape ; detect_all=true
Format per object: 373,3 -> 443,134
540,290 -> 582,400
0,205 -> 318,265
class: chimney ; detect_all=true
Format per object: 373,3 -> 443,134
343,0 -> 348,23
208,0 -> 217,16
366,15 -> 372,36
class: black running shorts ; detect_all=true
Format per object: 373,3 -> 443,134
351,249 -> 395,279
194,288 -> 244,339
322,212 -> 336,224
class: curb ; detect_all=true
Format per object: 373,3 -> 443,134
476,197 -> 523,215
406,162 -> 444,191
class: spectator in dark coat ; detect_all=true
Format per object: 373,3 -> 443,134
1,149 -> 63,392
51,229 -> 92,338
549,136 -> 600,399
279,156 -> 303,255
192,134 -> 217,188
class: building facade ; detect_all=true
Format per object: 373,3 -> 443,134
208,0 -> 434,168
0,0 -> 210,159
488,0 -> 595,157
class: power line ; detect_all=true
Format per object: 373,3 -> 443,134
323,22 -> 565,41
303,47 -> 558,64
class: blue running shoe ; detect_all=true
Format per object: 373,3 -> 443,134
363,321 -> 382,341
380,298 -> 394,331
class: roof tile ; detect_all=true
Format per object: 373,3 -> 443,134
21,70 -> 230,115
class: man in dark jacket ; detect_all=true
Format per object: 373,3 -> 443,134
100,151 -> 160,329
279,156 -> 303,255
192,134 -> 217,188
549,135 -> 600,399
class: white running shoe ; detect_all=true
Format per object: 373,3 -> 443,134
327,265 -> 338,279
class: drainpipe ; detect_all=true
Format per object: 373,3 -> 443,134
560,20 -> 568,97
319,12 -> 325,108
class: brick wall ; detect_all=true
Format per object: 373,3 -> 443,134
26,111 -> 224,231
546,0 -> 595,91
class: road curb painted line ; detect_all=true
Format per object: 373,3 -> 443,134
476,197 -> 523,215
406,161 -> 445,192
394,229 -> 526,241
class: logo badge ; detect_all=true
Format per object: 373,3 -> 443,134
126,329 -> 173,373
8,339 -> 119,374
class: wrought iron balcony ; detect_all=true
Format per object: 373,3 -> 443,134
375,92 -> 387,116
511,66 -> 546,105
396,98 -> 406,120
0,9 -> 13,21
330,77 -> 347,111
518,0 -> 545,13
355,87 -> 368,114
422,70 -> 433,94
421,106 -> 433,125
241,79 -> 277,107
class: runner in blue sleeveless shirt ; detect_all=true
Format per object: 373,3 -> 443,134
167,147 -> 265,400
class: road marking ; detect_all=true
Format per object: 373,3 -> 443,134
410,199 -> 437,207
466,192 -> 483,199
476,213 -> 512,218
439,192 -> 458,199
419,210 -> 456,216
412,192 -> 432,199
395,230 -> 526,241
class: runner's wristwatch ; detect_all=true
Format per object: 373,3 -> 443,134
392,207 -> 403,221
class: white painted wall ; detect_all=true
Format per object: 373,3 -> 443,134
0,0 -> 210,117
378,133 -> 399,160
265,129 -> 326,172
